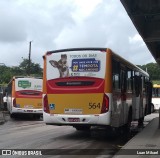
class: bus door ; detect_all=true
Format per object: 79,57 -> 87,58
111,61 -> 127,126
120,66 -> 127,125
140,76 -> 144,118
145,81 -> 152,114
133,74 -> 142,120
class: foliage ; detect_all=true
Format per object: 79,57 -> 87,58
19,58 -> 42,76
0,58 -> 42,84
0,66 -> 12,84
152,80 -> 160,84
1,60 -> 160,84
137,62 -> 160,81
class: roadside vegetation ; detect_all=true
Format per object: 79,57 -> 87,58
0,61 -> 160,85
0,58 -> 42,85
137,63 -> 160,84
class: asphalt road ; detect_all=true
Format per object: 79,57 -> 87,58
0,113 -> 157,158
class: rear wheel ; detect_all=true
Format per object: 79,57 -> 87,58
138,117 -> 144,127
10,113 -> 15,118
120,108 -> 132,140
123,108 -> 132,134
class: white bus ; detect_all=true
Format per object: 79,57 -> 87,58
152,84 -> 160,111
42,48 -> 152,132
7,76 -> 43,118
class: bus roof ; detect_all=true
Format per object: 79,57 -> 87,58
12,76 -> 42,79
7,76 -> 42,85
45,47 -> 149,78
46,48 -> 107,54
111,51 -> 149,77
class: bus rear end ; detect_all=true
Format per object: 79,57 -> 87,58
11,78 -> 43,117
43,48 -> 111,128
152,84 -> 160,111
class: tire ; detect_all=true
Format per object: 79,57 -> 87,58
10,113 -> 15,118
138,117 -> 144,127
124,108 -> 132,133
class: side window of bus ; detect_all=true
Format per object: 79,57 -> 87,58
154,88 -> 160,97
143,76 -> 146,96
127,69 -> 133,91
120,67 -> 127,92
158,89 -> 160,97
152,88 -> 155,97
134,73 -> 142,97
112,59 -> 120,90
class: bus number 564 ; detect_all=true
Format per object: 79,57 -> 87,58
89,103 -> 100,109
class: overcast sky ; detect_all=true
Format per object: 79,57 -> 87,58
0,0 -> 156,67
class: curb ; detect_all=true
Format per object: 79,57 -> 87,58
113,117 -> 159,158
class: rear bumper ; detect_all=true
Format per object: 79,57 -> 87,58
43,112 -> 111,126
11,107 -> 43,114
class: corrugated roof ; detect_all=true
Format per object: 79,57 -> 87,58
120,0 -> 160,64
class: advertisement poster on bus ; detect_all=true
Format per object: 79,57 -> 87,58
47,51 -> 106,80
15,78 -> 42,91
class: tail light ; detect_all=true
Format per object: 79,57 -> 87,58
101,94 -> 109,113
43,94 -> 49,113
13,98 -> 16,107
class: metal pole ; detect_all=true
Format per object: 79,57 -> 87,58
28,41 -> 32,76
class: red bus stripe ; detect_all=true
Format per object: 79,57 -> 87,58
46,77 -> 105,94
15,91 -> 42,99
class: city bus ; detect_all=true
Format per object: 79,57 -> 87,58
42,48 -> 152,132
152,84 -> 160,111
6,76 -> 43,118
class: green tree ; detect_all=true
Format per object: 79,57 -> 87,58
137,62 -> 160,80
19,58 -> 29,74
0,58 -> 42,84
19,58 -> 42,76
0,65 -> 12,84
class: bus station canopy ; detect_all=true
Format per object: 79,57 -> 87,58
120,0 -> 160,64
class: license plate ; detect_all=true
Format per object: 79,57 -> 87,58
24,105 -> 33,109
64,109 -> 82,114
68,118 -> 80,122
27,110 -> 33,112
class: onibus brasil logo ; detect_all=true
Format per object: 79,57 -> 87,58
18,80 -> 31,89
